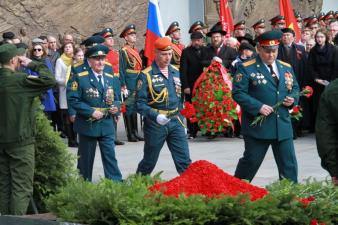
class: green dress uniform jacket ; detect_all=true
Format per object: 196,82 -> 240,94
316,79 -> 338,178
135,62 -> 191,175
232,56 -> 300,141
66,67 -> 121,137
232,56 -> 300,183
66,64 -> 122,181
0,62 -> 56,145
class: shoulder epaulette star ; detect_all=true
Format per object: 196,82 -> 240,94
243,58 -> 256,67
278,60 -> 291,68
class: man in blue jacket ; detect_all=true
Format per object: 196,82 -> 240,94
232,30 -> 300,183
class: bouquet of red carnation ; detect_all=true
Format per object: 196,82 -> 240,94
251,86 -> 313,127
185,61 -> 238,135
289,105 -> 303,121
180,102 -> 198,123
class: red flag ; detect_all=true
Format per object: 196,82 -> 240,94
219,0 -> 234,37
279,0 -> 301,42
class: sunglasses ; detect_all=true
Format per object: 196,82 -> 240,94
33,48 -> 42,52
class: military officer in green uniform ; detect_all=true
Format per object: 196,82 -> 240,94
315,79 -> 338,186
232,31 -> 300,183
67,44 -> 122,182
119,24 -> 144,142
0,44 -> 56,215
135,37 -> 191,175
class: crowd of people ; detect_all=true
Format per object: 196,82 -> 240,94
1,9 -> 338,215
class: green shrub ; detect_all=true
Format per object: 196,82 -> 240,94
33,104 -> 77,212
46,175 -> 337,225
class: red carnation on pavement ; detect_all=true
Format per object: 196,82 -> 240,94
149,160 -> 269,201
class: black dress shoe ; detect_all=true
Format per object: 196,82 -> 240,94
133,132 -> 144,141
68,142 -> 78,147
127,135 -> 138,142
114,140 -> 125,145
208,135 -> 217,139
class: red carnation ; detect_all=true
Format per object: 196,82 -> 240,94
310,219 -> 318,225
149,160 -> 269,201
292,105 -> 300,114
120,103 -> 126,113
301,86 -> 314,98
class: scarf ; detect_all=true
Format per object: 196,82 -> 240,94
61,53 -> 73,67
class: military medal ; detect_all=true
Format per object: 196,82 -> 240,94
105,86 -> 114,106
71,81 -> 78,91
284,71 -> 293,92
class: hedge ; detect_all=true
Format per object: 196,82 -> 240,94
46,175 -> 337,225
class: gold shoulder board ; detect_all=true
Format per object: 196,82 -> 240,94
105,61 -> 112,66
243,58 -> 256,67
78,71 -> 89,77
73,62 -> 83,68
171,65 -> 179,71
105,73 -> 114,78
278,60 -> 291,68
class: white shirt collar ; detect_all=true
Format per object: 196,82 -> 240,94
92,70 -> 104,85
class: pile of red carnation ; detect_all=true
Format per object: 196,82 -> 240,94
149,160 -> 268,201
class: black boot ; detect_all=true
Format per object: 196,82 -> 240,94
132,113 -> 144,141
124,114 -> 138,142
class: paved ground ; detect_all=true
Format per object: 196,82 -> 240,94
69,121 -> 329,188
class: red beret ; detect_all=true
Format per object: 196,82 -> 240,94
154,37 -> 172,51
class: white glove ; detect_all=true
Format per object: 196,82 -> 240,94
122,88 -> 129,98
156,114 -> 170,125
212,56 -> 223,63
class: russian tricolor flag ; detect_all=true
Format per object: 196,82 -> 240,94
144,0 -> 165,66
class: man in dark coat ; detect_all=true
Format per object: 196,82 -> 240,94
277,28 -> 309,136
180,32 -> 205,138
201,22 -> 237,69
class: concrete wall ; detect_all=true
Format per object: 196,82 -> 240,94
322,0 -> 338,12
159,0 -> 204,45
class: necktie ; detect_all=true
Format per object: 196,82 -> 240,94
267,64 -> 279,84
97,75 -> 104,90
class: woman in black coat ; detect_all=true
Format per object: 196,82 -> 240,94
308,29 -> 338,129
